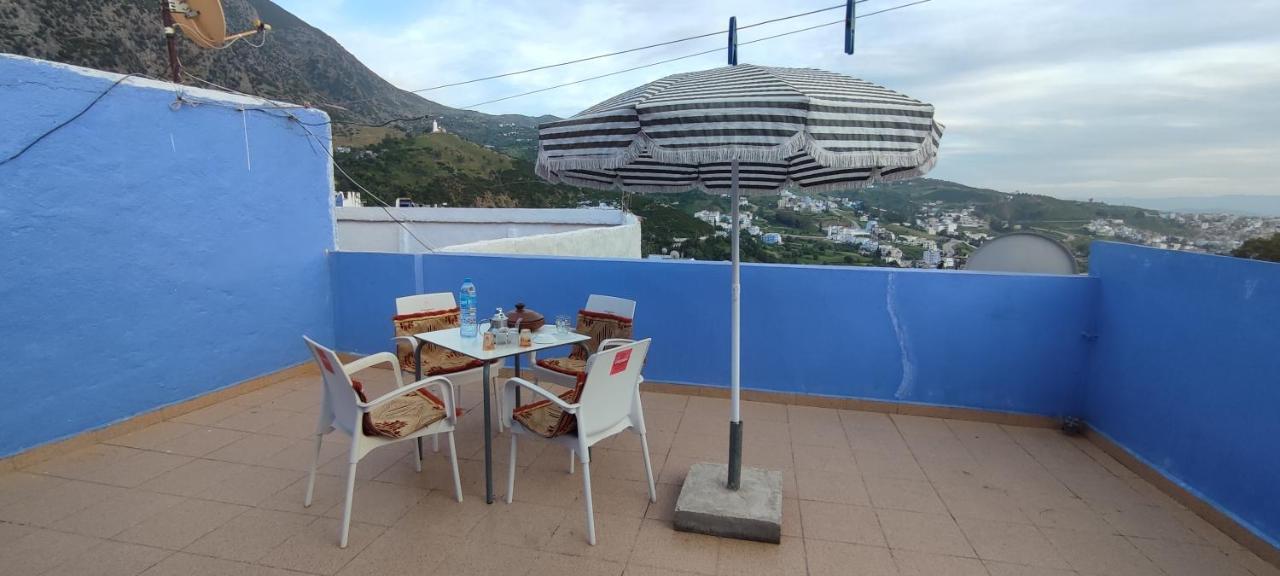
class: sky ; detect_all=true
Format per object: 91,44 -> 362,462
274,0 -> 1280,200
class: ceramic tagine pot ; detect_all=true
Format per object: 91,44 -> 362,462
504,303 -> 545,332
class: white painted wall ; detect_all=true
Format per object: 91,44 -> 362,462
335,207 -> 641,258
442,218 -> 642,258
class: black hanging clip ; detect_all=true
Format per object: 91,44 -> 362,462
845,0 -> 856,55
728,16 -> 738,65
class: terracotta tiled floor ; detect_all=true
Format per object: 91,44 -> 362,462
2,369 -> 1276,576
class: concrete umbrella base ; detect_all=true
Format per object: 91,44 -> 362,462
673,462 -> 783,543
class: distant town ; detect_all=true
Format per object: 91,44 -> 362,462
641,186 -> 1280,270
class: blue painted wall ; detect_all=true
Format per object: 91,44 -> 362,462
331,251 -> 420,349
331,251 -> 1095,416
1087,241 -> 1280,548
0,56 -> 336,457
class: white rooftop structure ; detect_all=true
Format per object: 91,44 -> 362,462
335,207 -> 641,258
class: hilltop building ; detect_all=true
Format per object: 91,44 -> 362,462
694,210 -> 722,225
334,191 -> 363,207
923,245 -> 943,268
827,225 -> 870,244
777,191 -> 830,213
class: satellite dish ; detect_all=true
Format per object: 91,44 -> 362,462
160,0 -> 271,82
170,0 -> 229,49
166,0 -> 270,48
965,232 -> 1079,275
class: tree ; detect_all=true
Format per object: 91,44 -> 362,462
1232,233 -> 1280,263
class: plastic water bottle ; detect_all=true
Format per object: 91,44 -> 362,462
459,277 -> 478,337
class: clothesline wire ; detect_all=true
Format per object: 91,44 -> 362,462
329,1 -> 868,108
461,0 -> 932,110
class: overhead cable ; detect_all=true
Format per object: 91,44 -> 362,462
328,1 -> 873,108
464,0 -> 934,110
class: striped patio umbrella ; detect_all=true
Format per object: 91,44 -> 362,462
534,63 -> 943,490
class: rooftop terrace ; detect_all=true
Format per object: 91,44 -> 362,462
2,55 -> 1279,576
4,367 -> 1274,576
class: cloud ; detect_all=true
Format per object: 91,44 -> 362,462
272,0 -> 1280,199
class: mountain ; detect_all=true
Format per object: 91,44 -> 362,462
876,178 -> 1010,204
847,179 -> 1183,227
1096,195 -> 1280,217
0,0 -> 551,158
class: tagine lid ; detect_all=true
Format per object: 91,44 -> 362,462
505,303 -> 545,330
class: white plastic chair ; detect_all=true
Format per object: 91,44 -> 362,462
302,336 -> 463,548
530,294 -> 637,386
502,339 -> 656,545
391,292 -> 500,441
392,292 -> 497,401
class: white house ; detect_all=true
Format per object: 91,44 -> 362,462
334,207 -> 641,258
827,225 -> 870,244
333,191 -> 363,207
923,246 -> 943,268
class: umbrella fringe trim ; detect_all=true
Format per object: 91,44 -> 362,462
544,171 -> 924,196
536,134 -> 657,177
535,123 -> 945,176
539,157 -> 940,195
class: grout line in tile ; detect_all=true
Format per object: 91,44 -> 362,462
889,414 -> 981,559
1119,533 -> 1177,576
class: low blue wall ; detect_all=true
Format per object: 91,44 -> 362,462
332,251 -> 1095,417
1087,242 -> 1280,549
0,56 -> 336,457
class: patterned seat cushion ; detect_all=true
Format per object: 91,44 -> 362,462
352,380 -> 448,439
535,357 -> 587,377
512,376 -> 585,438
535,309 -> 633,377
394,308 -> 486,376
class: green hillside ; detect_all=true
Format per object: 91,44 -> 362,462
979,194 -> 1183,232
873,179 -> 1009,203
837,179 -> 1194,236
627,199 -> 716,255
337,132 -> 564,208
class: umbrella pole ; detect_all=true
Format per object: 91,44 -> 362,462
728,158 -> 743,490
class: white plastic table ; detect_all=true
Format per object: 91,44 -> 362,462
412,326 -> 590,503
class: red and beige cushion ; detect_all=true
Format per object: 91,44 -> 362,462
351,380 -> 380,437
535,309 -> 633,377
393,308 -> 485,376
535,357 -> 586,377
352,380 -> 448,439
512,375 -> 586,438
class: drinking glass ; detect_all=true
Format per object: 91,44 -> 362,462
555,315 -> 570,335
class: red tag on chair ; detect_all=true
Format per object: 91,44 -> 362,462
318,352 -> 335,374
610,348 -> 632,375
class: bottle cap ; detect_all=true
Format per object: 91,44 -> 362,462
464,277 -> 472,283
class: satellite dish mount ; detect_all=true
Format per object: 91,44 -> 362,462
158,0 -> 271,83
